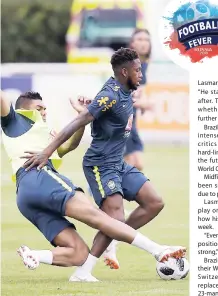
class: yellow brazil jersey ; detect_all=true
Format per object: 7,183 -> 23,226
1,109 -> 62,181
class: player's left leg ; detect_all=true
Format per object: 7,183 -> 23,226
16,166 -> 90,272
51,227 -> 89,267
104,163 -> 164,268
125,183 -> 164,229
17,226 -> 90,269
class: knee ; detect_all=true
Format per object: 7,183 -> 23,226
111,209 -> 125,223
135,162 -> 144,171
139,191 -> 164,214
134,154 -> 144,171
102,202 -> 125,223
66,241 -> 89,266
148,195 -> 165,214
92,206 -> 125,228
75,244 -> 89,266
155,198 -> 165,213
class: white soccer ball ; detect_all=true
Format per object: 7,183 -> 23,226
156,257 -> 189,280
186,2 -> 210,21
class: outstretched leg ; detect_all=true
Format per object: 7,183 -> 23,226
66,191 -> 186,281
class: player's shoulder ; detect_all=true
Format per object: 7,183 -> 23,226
98,77 -> 121,101
104,77 -> 121,92
1,104 -> 17,127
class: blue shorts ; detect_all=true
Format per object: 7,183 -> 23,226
83,162 -> 148,207
16,165 -> 82,246
124,126 -> 143,156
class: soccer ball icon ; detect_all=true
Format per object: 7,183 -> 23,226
186,2 -> 211,21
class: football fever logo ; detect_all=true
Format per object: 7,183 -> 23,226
160,0 -> 218,66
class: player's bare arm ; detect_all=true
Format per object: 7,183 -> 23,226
57,97 -> 91,158
0,91 -> 11,117
57,127 -> 85,158
22,107 -> 94,170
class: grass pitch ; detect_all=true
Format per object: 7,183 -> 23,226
1,144 -> 189,296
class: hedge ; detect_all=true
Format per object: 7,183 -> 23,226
1,0 -> 72,62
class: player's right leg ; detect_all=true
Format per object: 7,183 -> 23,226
105,129 -> 144,266
66,190 -> 186,251
104,163 -> 164,269
67,190 -> 186,281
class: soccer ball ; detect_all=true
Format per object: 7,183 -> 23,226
186,2 -> 210,21
156,257 -> 189,280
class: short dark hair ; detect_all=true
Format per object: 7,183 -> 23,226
15,91 -> 42,109
110,47 -> 139,71
130,28 -> 151,59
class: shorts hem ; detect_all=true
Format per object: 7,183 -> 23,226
50,223 -> 76,247
99,190 -> 124,208
131,178 -> 150,200
61,186 -> 84,216
61,193 -> 75,216
75,187 -> 84,193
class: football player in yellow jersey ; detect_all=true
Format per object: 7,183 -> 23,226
1,90 -> 186,282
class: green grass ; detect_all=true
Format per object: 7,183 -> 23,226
1,144 -> 189,296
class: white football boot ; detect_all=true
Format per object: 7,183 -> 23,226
155,246 -> 187,262
17,245 -> 39,270
69,268 -> 99,282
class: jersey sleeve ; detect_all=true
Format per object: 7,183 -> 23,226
87,90 -> 118,119
1,104 -> 16,128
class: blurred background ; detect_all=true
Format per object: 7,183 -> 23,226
1,1 -> 189,295
1,0 -> 189,143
